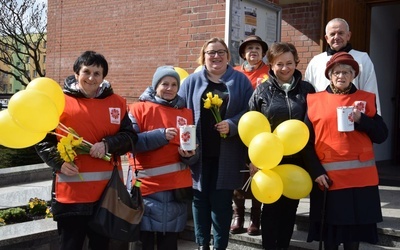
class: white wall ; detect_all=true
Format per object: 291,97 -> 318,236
370,3 -> 400,161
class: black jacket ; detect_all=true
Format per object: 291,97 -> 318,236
249,69 -> 315,131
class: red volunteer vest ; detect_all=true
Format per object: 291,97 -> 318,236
234,63 -> 269,89
128,102 -> 193,196
307,90 -> 378,190
55,94 -> 127,203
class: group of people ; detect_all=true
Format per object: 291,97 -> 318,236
35,17 -> 387,250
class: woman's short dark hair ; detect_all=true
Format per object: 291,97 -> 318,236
267,42 -> 300,66
73,51 -> 109,77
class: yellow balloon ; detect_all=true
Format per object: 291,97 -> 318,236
251,169 -> 283,204
238,111 -> 271,147
174,67 -> 189,82
272,164 -> 312,200
273,119 -> 309,156
248,132 -> 283,170
26,77 -> 65,115
8,89 -> 59,133
194,65 -> 203,73
0,110 -> 46,148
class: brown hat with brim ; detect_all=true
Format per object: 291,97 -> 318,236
238,35 -> 268,59
325,52 -> 359,79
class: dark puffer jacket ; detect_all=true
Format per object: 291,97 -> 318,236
248,69 -> 315,131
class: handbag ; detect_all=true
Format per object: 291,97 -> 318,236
89,163 -> 144,242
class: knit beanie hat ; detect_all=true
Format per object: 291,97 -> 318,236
152,66 -> 180,90
325,52 -> 359,79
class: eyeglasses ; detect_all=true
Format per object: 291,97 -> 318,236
205,50 -> 227,57
332,71 -> 351,77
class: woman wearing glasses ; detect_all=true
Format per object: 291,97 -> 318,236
303,52 -> 388,250
178,37 -> 253,250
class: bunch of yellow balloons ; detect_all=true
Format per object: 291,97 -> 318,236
238,111 -> 312,204
0,77 -> 65,149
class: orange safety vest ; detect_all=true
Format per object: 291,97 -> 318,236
55,94 -> 127,203
307,90 -> 378,190
128,102 -> 193,196
234,63 -> 269,90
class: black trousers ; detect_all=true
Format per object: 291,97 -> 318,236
140,231 -> 179,250
57,215 -> 110,250
261,196 -> 299,249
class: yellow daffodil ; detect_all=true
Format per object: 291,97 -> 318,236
53,123 -> 113,181
203,98 -> 212,109
202,92 -> 226,138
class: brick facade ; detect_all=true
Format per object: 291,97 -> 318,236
47,0 -> 322,103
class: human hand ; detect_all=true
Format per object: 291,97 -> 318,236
215,120 -> 229,135
165,127 -> 178,141
315,174 -> 332,189
60,162 -> 80,176
178,146 -> 197,157
248,163 -> 259,177
90,141 -> 106,159
353,108 -> 362,123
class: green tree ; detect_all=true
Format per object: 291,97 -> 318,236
0,0 -> 47,88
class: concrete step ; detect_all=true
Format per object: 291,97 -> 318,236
180,196 -> 400,250
1,163 -> 399,249
0,163 -> 52,188
181,218 -> 399,250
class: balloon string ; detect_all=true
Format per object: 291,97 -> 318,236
242,176 -> 252,192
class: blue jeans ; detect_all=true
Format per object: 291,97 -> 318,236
192,189 -> 233,249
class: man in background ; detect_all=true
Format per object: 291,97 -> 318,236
305,18 -> 381,114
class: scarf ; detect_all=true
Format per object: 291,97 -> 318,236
242,61 -> 264,72
329,82 -> 352,95
326,43 -> 352,56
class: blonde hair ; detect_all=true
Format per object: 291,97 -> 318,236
197,37 -> 231,65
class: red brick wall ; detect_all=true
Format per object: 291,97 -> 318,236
280,1 -> 322,74
47,0 -> 226,103
46,0 -> 322,103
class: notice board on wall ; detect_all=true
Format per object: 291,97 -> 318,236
226,0 -> 282,66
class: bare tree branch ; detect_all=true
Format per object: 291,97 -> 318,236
0,0 -> 47,89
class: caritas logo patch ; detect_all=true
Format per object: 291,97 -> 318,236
181,131 -> 191,142
177,116 -> 188,127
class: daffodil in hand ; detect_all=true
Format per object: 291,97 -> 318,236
203,92 -> 227,138
57,134 -> 84,180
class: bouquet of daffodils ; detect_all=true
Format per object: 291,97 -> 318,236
203,92 -> 226,138
53,123 -> 111,180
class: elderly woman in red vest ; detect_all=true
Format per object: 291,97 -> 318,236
127,66 -> 198,250
303,52 -> 388,250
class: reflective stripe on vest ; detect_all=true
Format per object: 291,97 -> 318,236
322,159 -> 378,190
136,162 -> 187,178
57,170 -> 119,183
322,159 -> 375,171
